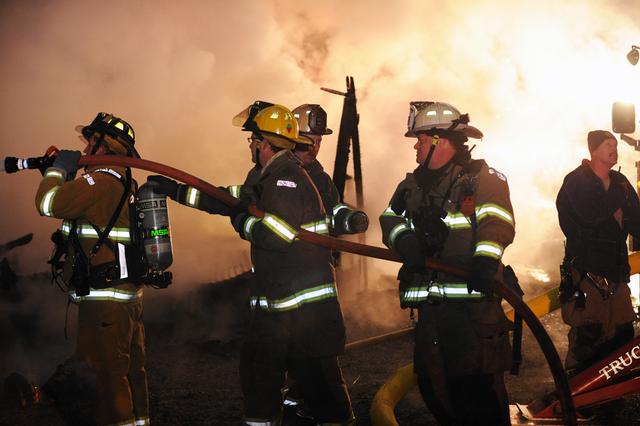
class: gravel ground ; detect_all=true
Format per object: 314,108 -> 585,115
2,273 -> 640,425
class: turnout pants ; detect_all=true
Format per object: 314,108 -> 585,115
76,299 -> 149,426
240,305 -> 353,425
562,280 -> 636,374
414,301 -> 512,425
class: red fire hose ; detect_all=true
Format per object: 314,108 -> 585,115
79,155 -> 577,425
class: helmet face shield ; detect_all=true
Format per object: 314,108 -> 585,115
232,101 -> 274,132
407,102 -> 427,135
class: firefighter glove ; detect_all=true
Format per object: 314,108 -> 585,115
147,175 -> 178,200
52,150 -> 81,177
395,231 -> 425,273
467,256 -> 499,295
199,190 -> 233,216
348,211 -> 369,233
230,198 -> 251,232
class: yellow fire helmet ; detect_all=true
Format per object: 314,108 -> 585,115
405,101 -> 483,139
234,103 -> 311,149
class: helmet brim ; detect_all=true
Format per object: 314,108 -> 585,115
405,124 -> 483,139
75,124 -> 90,138
301,127 -> 333,136
74,124 -> 140,158
262,132 -> 310,149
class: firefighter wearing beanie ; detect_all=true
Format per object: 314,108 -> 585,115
556,130 -> 640,376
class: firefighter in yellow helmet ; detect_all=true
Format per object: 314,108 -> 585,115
380,102 -> 515,425
150,104 -> 354,425
35,112 -> 149,425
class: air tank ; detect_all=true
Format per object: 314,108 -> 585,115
137,180 -> 173,275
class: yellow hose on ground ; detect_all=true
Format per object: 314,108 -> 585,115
370,364 -> 416,426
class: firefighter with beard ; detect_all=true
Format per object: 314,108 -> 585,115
380,102 -> 515,425
150,104 -> 354,425
35,113 -> 149,426
556,130 -> 639,376
292,104 -> 369,236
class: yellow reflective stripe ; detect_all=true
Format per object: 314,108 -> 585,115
253,283 -> 337,312
250,296 -> 269,309
388,222 -> 411,248
301,219 -> 330,235
400,282 -> 486,302
428,283 -> 485,299
381,205 -> 402,217
135,418 -> 151,426
476,203 -> 514,226
60,225 -> 131,242
186,187 -> 200,207
61,220 -> 72,233
243,419 -> 277,426
474,240 -> 504,259
44,169 -> 65,180
70,287 -> 143,303
262,213 -> 297,243
443,212 -> 471,229
243,216 -> 260,240
39,186 -> 60,216
400,286 -> 431,302
333,203 -> 348,216
228,185 -> 242,199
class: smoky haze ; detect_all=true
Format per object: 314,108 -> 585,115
1,0 -> 639,291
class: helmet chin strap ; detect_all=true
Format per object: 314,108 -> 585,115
421,135 -> 440,169
85,133 -> 106,171
255,138 -> 268,169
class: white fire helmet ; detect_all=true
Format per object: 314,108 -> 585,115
405,101 -> 483,139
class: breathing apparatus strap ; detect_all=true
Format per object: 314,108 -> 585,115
87,168 -> 130,259
68,167 -> 136,291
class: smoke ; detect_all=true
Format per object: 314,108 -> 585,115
0,0 -> 639,293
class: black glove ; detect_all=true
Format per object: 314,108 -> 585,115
348,211 -> 369,233
52,150 -> 81,176
197,187 -> 236,216
394,231 -> 425,272
467,256 -> 499,295
415,205 -> 449,256
147,175 -> 179,200
230,198 -> 251,233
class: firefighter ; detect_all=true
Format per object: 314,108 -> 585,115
292,104 -> 369,236
380,102 -> 515,425
276,104 -> 369,419
150,104 -> 354,425
556,130 -> 639,376
35,113 -> 149,425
